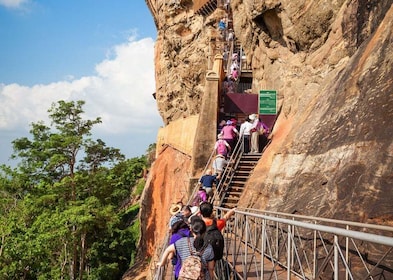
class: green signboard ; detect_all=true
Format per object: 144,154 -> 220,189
259,90 -> 277,115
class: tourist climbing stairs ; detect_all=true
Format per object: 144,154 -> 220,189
217,153 -> 260,209
213,138 -> 259,209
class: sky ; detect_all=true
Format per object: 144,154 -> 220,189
0,0 -> 163,166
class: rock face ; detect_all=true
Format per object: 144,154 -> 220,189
137,0 -> 393,275
233,0 -> 393,223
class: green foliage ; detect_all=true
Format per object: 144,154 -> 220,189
0,100 -> 151,280
134,179 -> 145,196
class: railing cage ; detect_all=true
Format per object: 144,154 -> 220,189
214,207 -> 393,280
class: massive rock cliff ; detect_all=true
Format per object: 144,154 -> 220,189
128,0 -> 393,278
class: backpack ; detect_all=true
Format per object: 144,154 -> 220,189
178,238 -> 206,280
216,140 -> 227,155
204,219 -> 225,260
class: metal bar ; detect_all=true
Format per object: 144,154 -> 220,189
361,247 -> 393,280
335,238 -> 355,280
244,215 -> 249,279
239,208 -> 393,233
287,224 -> 291,280
313,225 -> 317,279
334,235 -> 339,280
227,209 -> 393,247
261,219 -> 266,280
346,225 -> 349,280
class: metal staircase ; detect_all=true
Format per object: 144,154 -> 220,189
219,153 -> 260,209
212,136 -> 260,209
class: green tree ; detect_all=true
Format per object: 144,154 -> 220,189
0,100 -> 146,280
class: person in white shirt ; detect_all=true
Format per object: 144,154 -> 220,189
239,116 -> 254,153
212,154 -> 229,179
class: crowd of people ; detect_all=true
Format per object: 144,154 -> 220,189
156,2 -> 274,277
193,114 -> 269,209
217,113 -> 269,156
158,201 -> 236,279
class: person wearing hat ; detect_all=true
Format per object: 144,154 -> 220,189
219,120 -> 239,153
169,202 -> 183,216
168,218 -> 191,278
169,202 -> 183,229
157,217 -> 215,280
250,114 -> 270,154
250,114 -> 261,153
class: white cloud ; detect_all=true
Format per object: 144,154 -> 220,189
0,0 -> 28,8
0,36 -> 163,162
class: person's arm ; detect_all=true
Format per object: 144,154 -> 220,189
156,244 -> 176,267
223,208 -> 236,220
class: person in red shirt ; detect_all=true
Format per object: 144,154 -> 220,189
199,202 -> 236,231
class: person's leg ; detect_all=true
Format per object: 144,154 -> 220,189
244,135 -> 250,153
251,132 -> 259,153
204,187 -> 213,199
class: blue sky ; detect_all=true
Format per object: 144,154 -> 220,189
0,0 -> 163,166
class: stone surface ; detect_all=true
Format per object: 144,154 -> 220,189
132,0 -> 393,278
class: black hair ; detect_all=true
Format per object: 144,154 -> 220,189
171,220 -> 189,234
199,202 -> 213,218
181,205 -> 191,212
190,217 -> 207,251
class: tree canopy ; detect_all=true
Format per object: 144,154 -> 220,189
0,100 -> 151,280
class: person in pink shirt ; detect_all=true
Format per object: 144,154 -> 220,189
219,120 -> 239,152
231,67 -> 239,81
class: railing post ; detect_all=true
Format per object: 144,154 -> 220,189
276,219 -> 279,260
313,222 -> 317,279
334,235 -> 339,280
346,225 -> 349,280
230,212 -> 237,279
261,219 -> 266,280
287,224 -> 291,279
244,215 -> 249,279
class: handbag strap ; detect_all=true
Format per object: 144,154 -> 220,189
187,237 -> 206,257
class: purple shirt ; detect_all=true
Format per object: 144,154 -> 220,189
170,228 -> 191,277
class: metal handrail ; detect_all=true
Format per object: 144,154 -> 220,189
236,208 -> 393,233
213,206 -> 393,280
211,135 -> 244,206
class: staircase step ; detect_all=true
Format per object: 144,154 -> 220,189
226,196 -> 241,201
227,184 -> 245,189
221,202 -> 238,208
226,190 -> 243,195
217,151 -> 261,210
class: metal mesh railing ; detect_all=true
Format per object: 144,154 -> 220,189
214,207 -> 393,280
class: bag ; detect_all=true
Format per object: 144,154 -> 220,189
178,238 -> 205,280
204,219 -> 225,260
216,140 -> 227,155
260,123 -> 269,135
